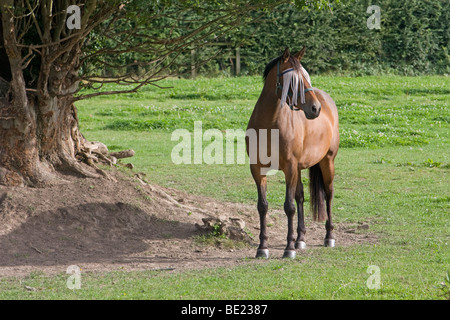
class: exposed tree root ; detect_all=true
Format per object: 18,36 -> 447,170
134,173 -> 213,217
74,139 -> 135,183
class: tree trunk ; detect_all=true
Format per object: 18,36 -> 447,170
0,2 -> 102,187
0,96 -> 87,186
0,79 -> 108,187
0,1 -> 41,186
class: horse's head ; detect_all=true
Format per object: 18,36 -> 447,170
272,47 -> 321,119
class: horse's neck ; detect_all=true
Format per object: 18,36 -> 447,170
254,82 -> 282,123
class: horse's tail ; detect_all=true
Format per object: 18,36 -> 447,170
309,163 -> 327,222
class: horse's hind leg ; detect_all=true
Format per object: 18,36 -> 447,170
319,155 -> 336,247
251,165 -> 269,258
295,168 -> 307,249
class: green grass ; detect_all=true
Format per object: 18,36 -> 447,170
0,244 -> 447,299
0,75 -> 448,299
76,75 -> 449,206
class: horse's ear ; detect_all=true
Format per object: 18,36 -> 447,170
282,47 -> 291,63
294,46 -> 307,61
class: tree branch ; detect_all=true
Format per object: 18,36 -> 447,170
25,0 -> 43,42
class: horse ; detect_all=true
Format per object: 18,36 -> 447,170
246,47 -> 339,259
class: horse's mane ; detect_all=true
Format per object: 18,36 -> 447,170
263,55 -> 302,82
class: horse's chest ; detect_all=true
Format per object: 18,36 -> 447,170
279,121 -> 332,168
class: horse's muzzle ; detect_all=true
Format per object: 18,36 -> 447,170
305,103 -> 321,119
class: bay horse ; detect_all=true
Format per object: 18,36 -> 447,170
246,47 -> 339,259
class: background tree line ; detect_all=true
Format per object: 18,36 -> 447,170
101,0 -> 449,77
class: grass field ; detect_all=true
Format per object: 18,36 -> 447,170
0,75 -> 448,300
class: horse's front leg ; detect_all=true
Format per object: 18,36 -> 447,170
295,168 -> 307,250
283,163 -> 298,259
251,165 -> 269,258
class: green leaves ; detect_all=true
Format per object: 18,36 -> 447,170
127,0 -> 447,76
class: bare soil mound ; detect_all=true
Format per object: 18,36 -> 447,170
0,170 -> 377,277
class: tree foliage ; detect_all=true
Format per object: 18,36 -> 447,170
150,0 -> 449,76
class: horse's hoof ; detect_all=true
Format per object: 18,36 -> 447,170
324,239 -> 336,247
295,241 -> 307,250
256,249 -> 269,259
282,250 -> 296,259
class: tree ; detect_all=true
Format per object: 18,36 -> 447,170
0,0 -> 333,187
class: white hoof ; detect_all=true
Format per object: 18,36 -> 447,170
282,250 -> 296,259
296,241 -> 307,250
324,239 -> 336,247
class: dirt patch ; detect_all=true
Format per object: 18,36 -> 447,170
0,170 -> 377,277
